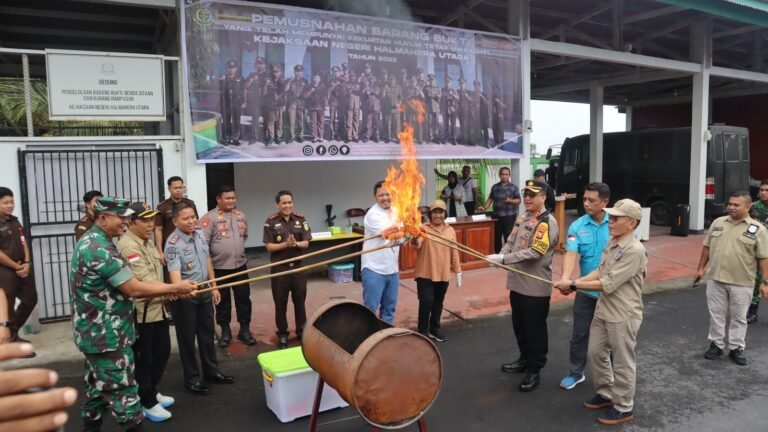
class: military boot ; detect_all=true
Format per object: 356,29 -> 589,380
125,421 -> 146,432
83,417 -> 102,432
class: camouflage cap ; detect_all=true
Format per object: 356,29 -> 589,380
128,202 -> 159,220
94,197 -> 134,217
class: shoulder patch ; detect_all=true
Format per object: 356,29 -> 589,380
168,234 -> 179,245
200,218 -> 210,228
530,222 -> 550,255
126,253 -> 141,263
268,213 -> 279,220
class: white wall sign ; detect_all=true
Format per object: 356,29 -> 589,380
46,50 -> 166,121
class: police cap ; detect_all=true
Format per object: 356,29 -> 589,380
294,64 -> 304,72
226,60 -> 238,68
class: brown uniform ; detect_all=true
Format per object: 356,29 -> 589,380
0,214 -> 37,336
74,214 -> 95,242
262,212 -> 312,338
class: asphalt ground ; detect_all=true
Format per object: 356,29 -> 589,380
51,285 -> 768,432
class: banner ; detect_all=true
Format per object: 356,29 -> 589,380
184,1 -> 523,162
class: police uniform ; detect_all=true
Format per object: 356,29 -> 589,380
165,228 -> 222,388
264,66 -> 286,144
703,214 -> 768,354
69,198 -> 143,430
423,75 -> 442,142
220,60 -> 245,145
285,65 -> 309,142
198,207 -> 253,343
116,203 -> 169,412
498,181 -> 559,378
0,212 -> 37,340
74,213 -> 96,241
263,212 -> 312,344
442,80 -> 459,145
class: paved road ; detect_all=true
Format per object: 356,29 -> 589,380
52,286 -> 768,431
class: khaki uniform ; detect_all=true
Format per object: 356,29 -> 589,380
263,212 -> 312,337
587,233 -> 647,414
74,214 -> 95,242
499,208 -> 558,373
117,230 -> 166,323
423,83 -> 441,142
703,215 -> 768,351
0,213 -> 37,336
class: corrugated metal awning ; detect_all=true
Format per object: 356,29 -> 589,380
659,0 -> 768,26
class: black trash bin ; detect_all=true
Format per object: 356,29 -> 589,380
670,204 -> 690,237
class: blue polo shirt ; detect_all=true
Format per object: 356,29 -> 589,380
565,212 -> 610,299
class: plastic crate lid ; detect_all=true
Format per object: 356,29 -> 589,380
329,262 -> 355,270
257,346 -> 310,375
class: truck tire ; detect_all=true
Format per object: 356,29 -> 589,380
650,201 -> 671,226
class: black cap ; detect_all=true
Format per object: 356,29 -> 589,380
271,64 -> 281,72
522,180 -> 548,194
294,64 -> 304,72
128,202 -> 159,220
226,60 -> 238,68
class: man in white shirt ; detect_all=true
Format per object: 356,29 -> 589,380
362,181 -> 400,324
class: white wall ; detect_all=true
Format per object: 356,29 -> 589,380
234,160 -> 441,248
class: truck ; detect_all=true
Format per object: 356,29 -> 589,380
556,125 -> 750,225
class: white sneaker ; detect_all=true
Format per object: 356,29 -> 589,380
143,403 -> 172,422
156,392 -> 175,409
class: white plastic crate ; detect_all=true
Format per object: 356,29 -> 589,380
261,365 -> 349,423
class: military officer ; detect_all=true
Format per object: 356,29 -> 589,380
246,57 -> 269,144
117,202 -> 174,423
70,197 -> 195,432
0,187 -> 37,351
166,203 -> 234,395
457,78 -> 473,145
382,74 -> 403,143
363,75 -> 382,142
345,70 -> 362,142
285,64 -> 308,143
198,185 -> 255,347
487,180 -> 559,393
304,73 -> 328,143
264,64 -> 286,145
405,76 -> 425,143
220,60 -> 245,145
74,190 -> 103,241
471,80 -> 490,147
263,190 -> 312,349
423,74 -> 442,143
155,176 -> 198,269
327,66 -> 343,141
492,82 -> 506,145
442,77 -> 459,145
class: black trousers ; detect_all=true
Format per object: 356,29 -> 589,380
0,267 -> 37,335
134,319 -> 170,408
170,295 -> 219,386
494,214 -> 517,253
464,201 -> 475,216
416,278 -> 448,333
271,270 -> 307,337
509,291 -> 550,372
213,266 -> 252,329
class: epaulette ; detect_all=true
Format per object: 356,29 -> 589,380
168,234 -> 179,245
268,213 -> 279,220
293,212 -> 304,218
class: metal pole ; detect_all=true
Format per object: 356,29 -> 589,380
22,54 -> 34,137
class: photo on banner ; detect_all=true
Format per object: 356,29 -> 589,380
183,0 -> 524,162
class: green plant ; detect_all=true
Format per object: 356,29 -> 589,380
186,2 -> 220,90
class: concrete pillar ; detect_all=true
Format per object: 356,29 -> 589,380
589,83 -> 604,182
624,105 -> 632,131
689,20 -> 712,232
508,0 -> 530,187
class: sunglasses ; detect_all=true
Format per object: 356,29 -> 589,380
523,191 -> 542,198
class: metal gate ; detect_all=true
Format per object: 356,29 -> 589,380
18,148 -> 164,321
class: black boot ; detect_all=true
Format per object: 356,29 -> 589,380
125,422 -> 146,432
83,417 -> 103,432
747,303 -> 759,324
220,325 -> 232,347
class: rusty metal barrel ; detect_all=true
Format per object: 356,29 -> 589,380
302,300 -> 443,429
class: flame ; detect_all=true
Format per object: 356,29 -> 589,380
384,119 -> 425,231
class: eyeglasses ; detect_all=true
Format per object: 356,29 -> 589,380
523,192 -> 542,198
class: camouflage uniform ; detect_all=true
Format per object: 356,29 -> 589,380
749,200 -> 768,316
70,223 -> 143,429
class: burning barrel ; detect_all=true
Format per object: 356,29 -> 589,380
302,300 -> 443,429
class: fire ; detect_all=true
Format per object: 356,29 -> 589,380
384,119 -> 425,231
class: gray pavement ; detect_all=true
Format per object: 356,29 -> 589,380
45,285 -> 768,431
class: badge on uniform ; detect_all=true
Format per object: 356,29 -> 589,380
303,221 -> 310,231
183,247 -> 193,256
276,235 -> 282,242
613,249 -> 624,261
744,224 -> 759,240
530,222 -> 550,255
186,262 -> 195,270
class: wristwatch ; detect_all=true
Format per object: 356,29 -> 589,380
0,321 -> 10,327
570,280 -> 578,291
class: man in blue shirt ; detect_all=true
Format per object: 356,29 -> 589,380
556,183 -> 611,390
480,167 -> 521,253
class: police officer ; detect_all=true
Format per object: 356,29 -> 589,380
0,187 -> 37,351
246,57 -> 269,144
382,74 -> 402,143
442,77 -> 459,145
304,73 -> 328,143
405,76 -> 425,143
363,75 -> 382,142
697,191 -> 768,366
491,82 -> 506,145
285,64 -> 308,143
117,202 -> 173,423
198,185 -> 255,347
471,80 -> 490,147
220,60 -> 244,146
264,64 -> 286,145
345,70 -> 362,142
487,180 -> 559,393
423,74 -> 442,143
457,78 -> 473,145
155,176 -> 198,269
70,197 -> 195,432
74,190 -> 103,241
263,190 -> 312,349
327,66 -> 343,141
166,203 -> 234,395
